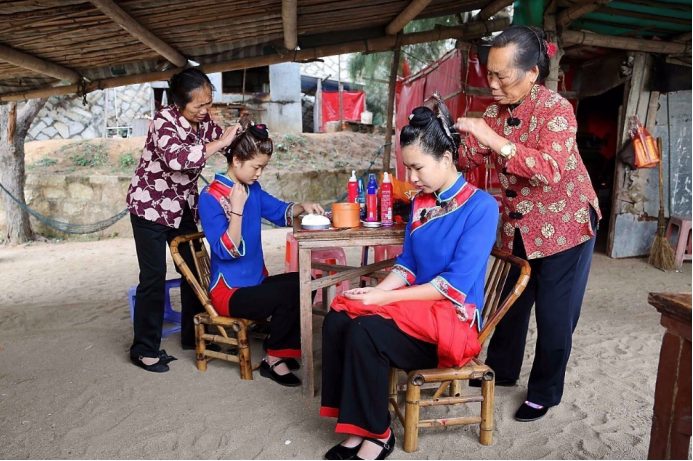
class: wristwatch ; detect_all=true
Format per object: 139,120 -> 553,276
499,141 -> 517,159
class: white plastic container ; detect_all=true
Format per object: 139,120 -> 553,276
360,111 -> 373,125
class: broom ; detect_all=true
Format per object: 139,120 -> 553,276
648,137 -> 676,270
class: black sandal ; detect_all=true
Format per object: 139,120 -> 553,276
355,431 -> 395,460
259,359 -> 301,387
325,440 -> 362,460
130,356 -> 169,373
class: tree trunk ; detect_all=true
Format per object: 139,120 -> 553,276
0,98 -> 47,244
543,0 -> 565,93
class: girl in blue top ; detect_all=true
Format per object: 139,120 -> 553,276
198,116 -> 323,387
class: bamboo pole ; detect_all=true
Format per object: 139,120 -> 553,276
0,43 -> 81,83
543,0 -> 564,93
1,18 -> 510,102
282,0 -> 298,50
385,0 -> 433,35
404,378 -> 421,453
557,0 -> 613,26
563,30 -> 691,54
480,378 -> 495,445
88,0 -> 188,67
383,48 -> 400,174
473,0 -> 515,21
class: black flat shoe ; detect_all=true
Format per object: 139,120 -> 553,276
355,431 -> 395,460
158,349 -> 177,365
131,356 -> 169,373
469,377 -> 517,388
259,359 -> 301,387
285,358 -> 300,371
514,402 -> 549,422
325,440 -> 362,460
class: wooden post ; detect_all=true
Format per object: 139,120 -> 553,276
299,247 -> 315,397
543,0 -> 564,93
383,48 -> 400,174
480,377 -> 495,445
314,79 -> 322,133
449,379 -> 462,397
195,321 -> 208,371
282,0 -> 298,50
404,376 -> 421,452
237,324 -> 253,380
338,55 -> 343,127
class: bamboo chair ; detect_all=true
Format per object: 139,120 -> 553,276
170,232 -> 266,380
389,248 -> 531,451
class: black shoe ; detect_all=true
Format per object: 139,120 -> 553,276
285,358 -> 300,371
325,440 -> 362,460
158,349 -> 177,365
259,359 -> 301,387
130,356 -> 169,373
355,431 -> 395,460
514,402 -> 549,422
469,377 -> 517,388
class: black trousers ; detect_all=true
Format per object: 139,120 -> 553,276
229,272 -> 305,357
130,206 -> 204,359
485,208 -> 598,407
321,311 -> 438,438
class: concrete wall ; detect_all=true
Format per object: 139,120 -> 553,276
0,169 -> 381,239
25,84 -> 153,142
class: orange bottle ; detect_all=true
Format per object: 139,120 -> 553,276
629,115 -> 660,168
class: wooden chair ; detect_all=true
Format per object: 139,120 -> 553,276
388,248 -> 531,451
170,232 -> 265,380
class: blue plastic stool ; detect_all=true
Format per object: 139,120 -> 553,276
128,278 -> 182,338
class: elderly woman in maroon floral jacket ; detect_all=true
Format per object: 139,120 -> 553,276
126,68 -> 239,373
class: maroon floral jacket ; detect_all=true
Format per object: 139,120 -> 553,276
126,105 -> 223,228
459,84 -> 601,259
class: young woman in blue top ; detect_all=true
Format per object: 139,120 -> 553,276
198,115 -> 323,387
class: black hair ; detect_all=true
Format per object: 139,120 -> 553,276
491,25 -> 550,81
400,93 -> 460,162
169,68 -> 215,108
224,114 -> 273,164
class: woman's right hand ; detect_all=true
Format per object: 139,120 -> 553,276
220,124 -> 243,148
229,182 -> 248,213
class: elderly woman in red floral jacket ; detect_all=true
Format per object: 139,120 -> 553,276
126,68 -> 239,373
455,26 -> 601,421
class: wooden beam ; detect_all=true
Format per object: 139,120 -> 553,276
564,30 -> 691,54
383,48 -> 400,173
1,18 -> 509,102
673,32 -> 692,43
474,0 -> 515,21
282,0 -> 298,50
543,0 -> 564,93
386,0 -> 433,35
557,0 -> 613,26
598,5 -> 692,26
88,0 -> 187,68
0,43 -> 81,83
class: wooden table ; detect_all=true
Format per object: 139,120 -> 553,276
647,292 -> 692,460
293,223 -> 406,397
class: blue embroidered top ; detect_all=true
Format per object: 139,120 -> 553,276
198,173 -> 294,314
391,174 -> 499,326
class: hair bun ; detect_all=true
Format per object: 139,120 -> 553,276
408,107 -> 435,127
249,123 -> 269,139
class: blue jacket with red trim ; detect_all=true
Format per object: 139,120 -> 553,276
391,174 -> 499,325
198,173 -> 294,315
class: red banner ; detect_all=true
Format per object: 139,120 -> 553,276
321,91 -> 365,131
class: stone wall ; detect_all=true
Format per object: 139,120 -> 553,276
25,84 -> 153,142
0,169 -> 382,240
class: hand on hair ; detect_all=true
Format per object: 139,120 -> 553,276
220,124 -> 243,148
455,117 -> 492,143
343,287 -> 391,306
297,202 -> 325,216
229,182 -> 248,212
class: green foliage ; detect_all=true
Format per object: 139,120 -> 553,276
118,152 -> 136,170
66,141 -> 109,168
28,157 -> 58,170
347,15 -> 459,125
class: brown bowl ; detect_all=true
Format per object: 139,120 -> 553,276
331,203 -> 361,228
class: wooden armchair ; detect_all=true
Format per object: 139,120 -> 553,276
170,232 -> 265,380
389,248 -> 531,451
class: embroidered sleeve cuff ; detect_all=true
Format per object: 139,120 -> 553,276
392,264 -> 416,285
430,276 -> 467,307
221,231 -> 245,258
285,202 -> 296,227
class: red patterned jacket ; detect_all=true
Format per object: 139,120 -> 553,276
126,105 -> 223,228
458,84 -> 601,259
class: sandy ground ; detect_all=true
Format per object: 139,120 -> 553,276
0,230 -> 690,459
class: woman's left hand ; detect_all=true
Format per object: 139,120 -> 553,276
299,202 -> 325,215
343,287 -> 391,306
